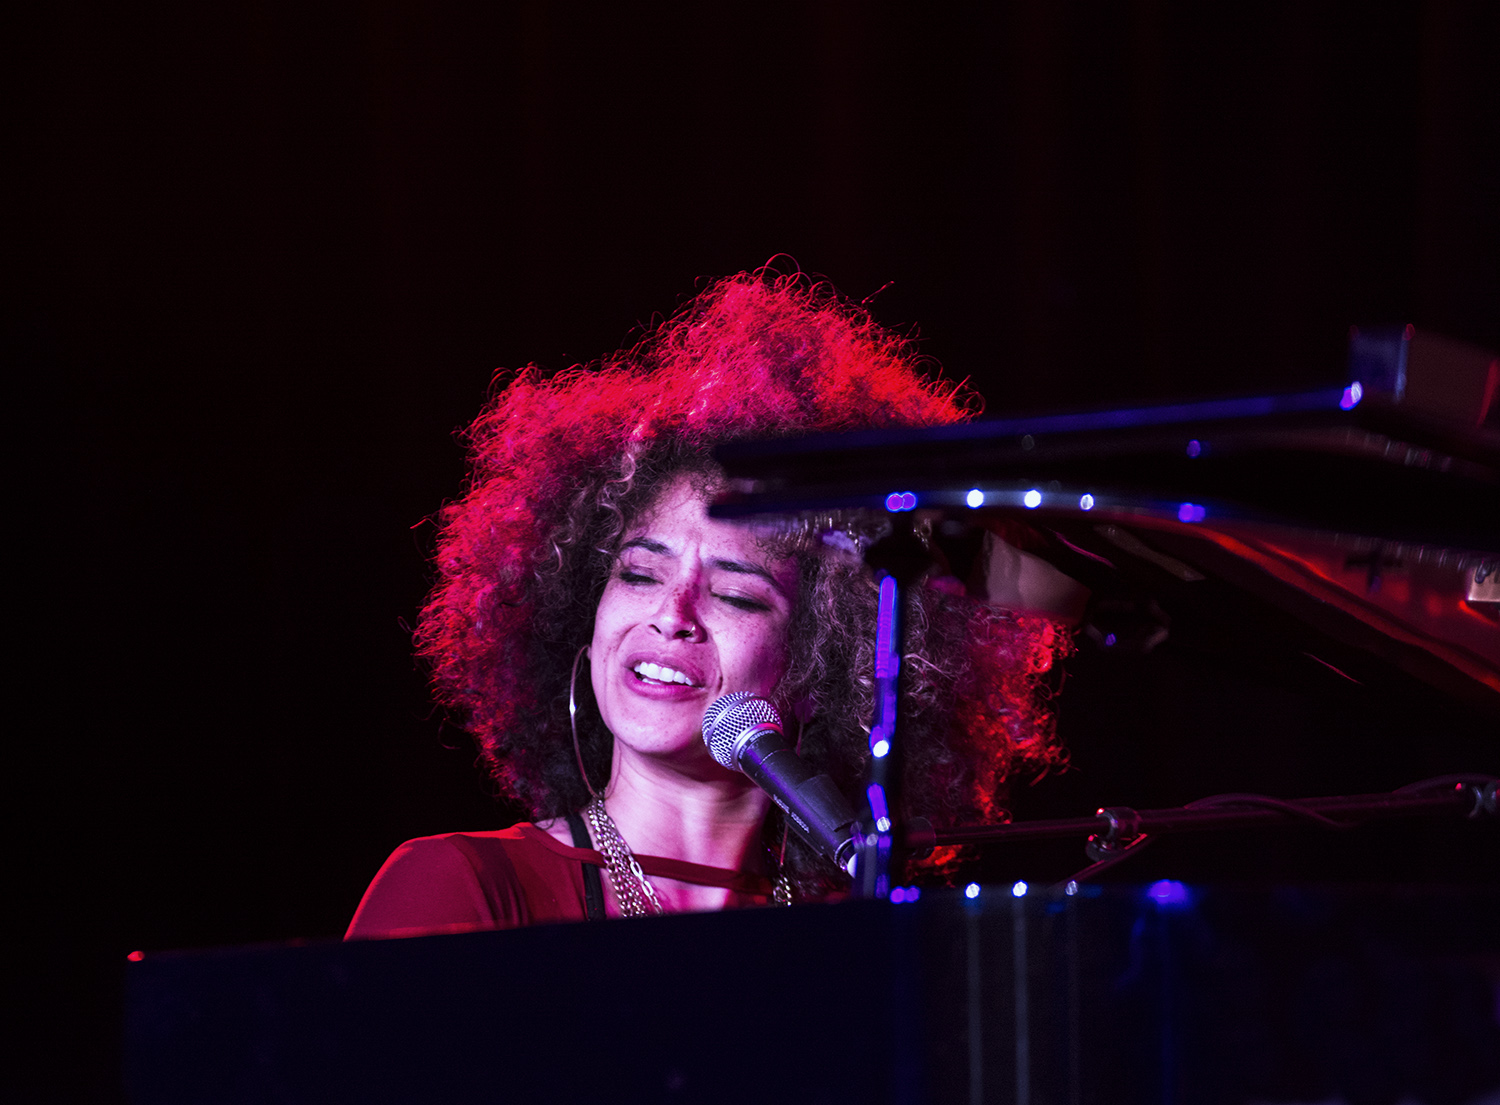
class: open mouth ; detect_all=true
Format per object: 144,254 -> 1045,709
631,661 -> 702,687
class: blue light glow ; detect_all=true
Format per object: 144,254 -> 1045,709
1340,381 -> 1363,410
1186,439 -> 1201,457
1104,633 -> 1117,647
1079,493 -> 1095,511
965,883 -> 981,899
1023,489 -> 1042,509
884,491 -> 918,512
873,577 -> 898,681
1064,880 -> 1079,896
875,816 -> 892,833
1177,502 -> 1206,523
867,784 -> 890,825
1147,879 -> 1189,908
966,488 -> 984,508
1011,880 -> 1028,898
870,576 -> 898,757
890,886 -> 921,904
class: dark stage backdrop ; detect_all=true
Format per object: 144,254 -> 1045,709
10,2 -> 1497,1101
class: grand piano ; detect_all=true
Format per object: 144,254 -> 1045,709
124,326 -> 1498,1104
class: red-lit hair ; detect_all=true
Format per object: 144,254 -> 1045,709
416,270 -> 1065,893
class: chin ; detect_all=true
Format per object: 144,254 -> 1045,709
629,731 -> 709,759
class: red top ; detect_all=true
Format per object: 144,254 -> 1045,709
345,823 -> 777,939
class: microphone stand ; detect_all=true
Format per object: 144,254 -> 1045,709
854,512 -> 938,899
929,776 -> 1497,888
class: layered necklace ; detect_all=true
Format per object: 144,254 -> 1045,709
584,796 -> 665,916
583,795 -> 792,917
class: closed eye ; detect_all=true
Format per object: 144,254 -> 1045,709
715,592 -> 772,612
617,569 -> 658,585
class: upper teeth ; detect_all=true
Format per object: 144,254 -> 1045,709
634,662 -> 698,686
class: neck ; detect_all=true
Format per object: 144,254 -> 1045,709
601,746 -> 771,874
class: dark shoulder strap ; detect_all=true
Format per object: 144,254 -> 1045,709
565,811 -> 606,921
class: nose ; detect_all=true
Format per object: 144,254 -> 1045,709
651,583 -> 704,641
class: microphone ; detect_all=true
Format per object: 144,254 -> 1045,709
702,692 -> 859,876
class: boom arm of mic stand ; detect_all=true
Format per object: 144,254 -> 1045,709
929,776 -> 1497,886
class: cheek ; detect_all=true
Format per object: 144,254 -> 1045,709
589,617 -> 619,692
588,588 -> 624,701
732,621 -> 792,689
590,582 -> 638,646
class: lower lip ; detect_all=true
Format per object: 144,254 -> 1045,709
625,670 -> 705,699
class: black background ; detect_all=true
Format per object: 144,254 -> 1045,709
9,2 -> 1497,1100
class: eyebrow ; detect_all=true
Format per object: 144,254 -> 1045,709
620,538 -> 669,555
618,538 -> 790,598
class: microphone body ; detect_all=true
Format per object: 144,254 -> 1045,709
702,692 -> 859,875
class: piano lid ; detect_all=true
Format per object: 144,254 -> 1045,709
711,378 -> 1500,711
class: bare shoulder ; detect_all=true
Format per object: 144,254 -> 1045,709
533,816 -> 579,847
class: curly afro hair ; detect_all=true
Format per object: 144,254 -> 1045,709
415,270 -> 1066,896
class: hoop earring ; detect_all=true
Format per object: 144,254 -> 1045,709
570,644 -> 604,800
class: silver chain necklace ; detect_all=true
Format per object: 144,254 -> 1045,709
583,796 -> 792,915
584,796 -> 665,917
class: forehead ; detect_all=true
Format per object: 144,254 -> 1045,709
623,478 -> 793,565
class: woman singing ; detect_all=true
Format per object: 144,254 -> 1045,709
347,270 -> 1063,937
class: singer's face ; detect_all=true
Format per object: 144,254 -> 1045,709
589,476 -> 798,769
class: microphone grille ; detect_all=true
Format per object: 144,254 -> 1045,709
701,692 -> 782,770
